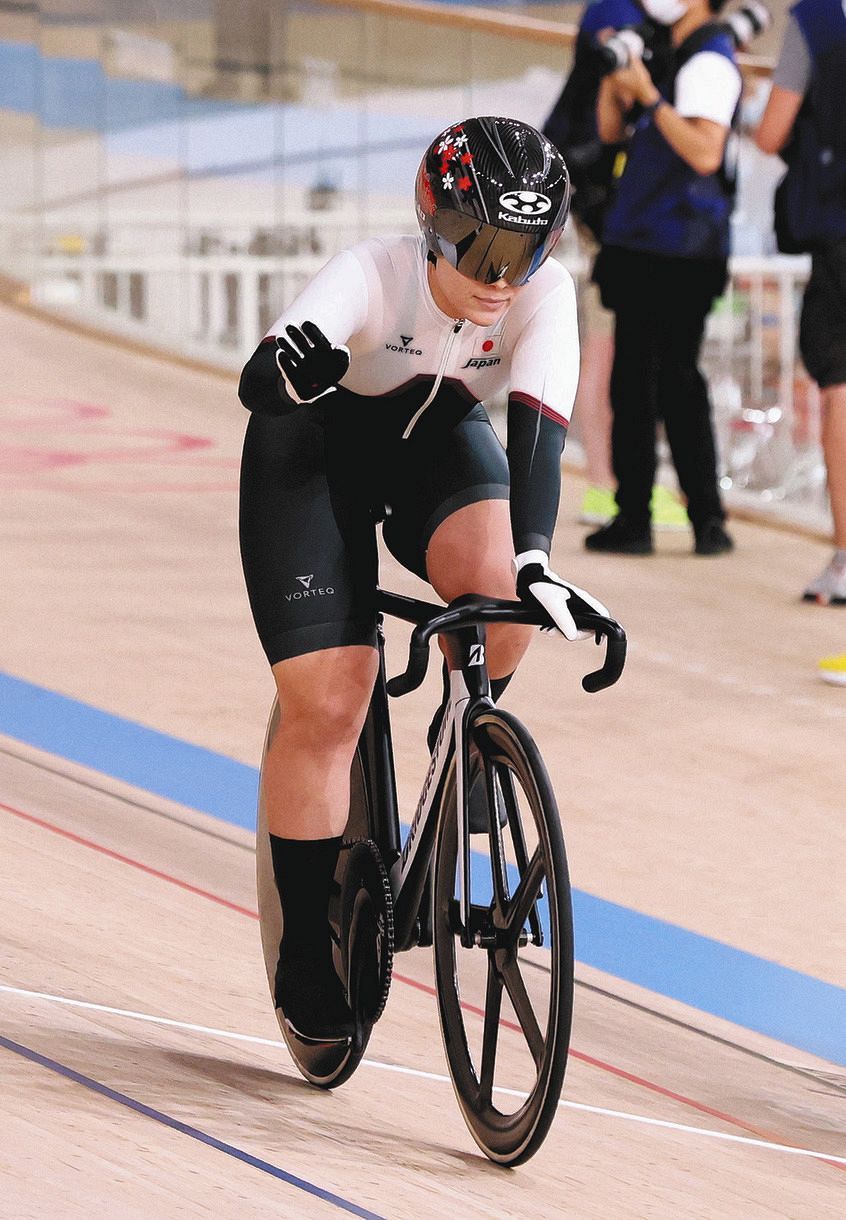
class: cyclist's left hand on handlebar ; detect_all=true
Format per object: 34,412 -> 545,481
515,550 -> 610,641
275,320 -> 350,404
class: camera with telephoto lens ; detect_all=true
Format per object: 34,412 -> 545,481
724,0 -> 772,49
596,1 -> 771,76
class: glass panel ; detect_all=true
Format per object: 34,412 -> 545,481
0,0 -> 827,526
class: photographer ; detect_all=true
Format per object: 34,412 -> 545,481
586,0 -> 742,556
544,1 -> 689,531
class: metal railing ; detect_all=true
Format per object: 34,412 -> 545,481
2,0 -> 830,532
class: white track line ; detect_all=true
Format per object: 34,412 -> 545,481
2,983 -> 844,1168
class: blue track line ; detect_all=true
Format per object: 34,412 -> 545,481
2,669 -> 845,1065
0,1033 -> 385,1219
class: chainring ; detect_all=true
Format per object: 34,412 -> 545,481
339,838 -> 394,1025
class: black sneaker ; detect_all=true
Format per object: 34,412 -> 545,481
694,519 -> 734,556
585,515 -> 653,555
275,952 -> 355,1043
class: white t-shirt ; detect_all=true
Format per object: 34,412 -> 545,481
675,51 -> 742,127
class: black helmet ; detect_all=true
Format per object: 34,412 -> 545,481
416,116 -> 571,287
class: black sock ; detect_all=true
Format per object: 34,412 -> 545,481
427,664 -> 514,753
490,673 -> 513,704
269,834 -> 342,972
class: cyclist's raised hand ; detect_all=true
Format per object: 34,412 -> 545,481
515,550 -> 610,641
275,320 -> 350,403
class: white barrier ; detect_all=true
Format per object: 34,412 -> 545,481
0,214 -> 832,534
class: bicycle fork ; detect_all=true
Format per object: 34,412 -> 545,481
442,623 -> 494,949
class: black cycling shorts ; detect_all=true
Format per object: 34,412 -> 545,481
239,392 -> 509,665
800,240 -> 846,389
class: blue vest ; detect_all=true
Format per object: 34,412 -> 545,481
779,0 -> 846,246
581,0 -> 643,38
602,27 -> 740,260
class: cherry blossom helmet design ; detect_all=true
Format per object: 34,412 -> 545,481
415,116 -> 572,287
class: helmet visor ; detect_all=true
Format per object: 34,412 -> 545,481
434,209 -> 563,287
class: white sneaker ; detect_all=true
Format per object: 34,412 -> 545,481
818,653 -> 846,686
803,553 -> 846,605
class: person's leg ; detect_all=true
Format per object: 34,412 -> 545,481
576,328 -> 615,491
654,270 -> 730,553
425,498 -> 533,677
574,273 -> 617,525
425,498 -> 530,832
265,646 -> 378,1037
585,303 -> 656,551
240,404 -> 378,1037
798,243 -> 846,601
266,648 -> 379,840
822,383 -> 846,550
384,403 -> 530,680
804,383 -> 846,603
383,406 -> 527,826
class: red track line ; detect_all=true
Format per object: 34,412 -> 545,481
0,803 -> 257,919
391,970 -> 839,1158
3,797 -> 842,1172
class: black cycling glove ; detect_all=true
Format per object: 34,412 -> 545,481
274,320 -> 350,403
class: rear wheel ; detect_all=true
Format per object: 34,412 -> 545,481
256,700 -> 378,1088
433,707 -> 574,1165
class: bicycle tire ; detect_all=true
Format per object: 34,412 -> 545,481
432,706 -> 574,1165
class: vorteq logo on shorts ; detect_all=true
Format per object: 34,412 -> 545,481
285,573 -> 335,601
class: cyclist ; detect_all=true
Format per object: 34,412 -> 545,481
238,116 -> 610,1043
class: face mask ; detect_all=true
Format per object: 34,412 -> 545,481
640,0 -> 688,24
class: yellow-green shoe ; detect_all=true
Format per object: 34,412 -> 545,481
818,653 -> 846,686
651,484 -> 689,531
579,485 -> 617,525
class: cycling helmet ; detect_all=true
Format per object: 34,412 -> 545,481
416,116 -> 571,287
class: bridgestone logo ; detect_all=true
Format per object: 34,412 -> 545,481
385,343 -> 423,355
461,356 -> 501,369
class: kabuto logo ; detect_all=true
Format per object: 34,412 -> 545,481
385,334 -> 422,355
498,190 -> 552,216
285,573 -> 335,601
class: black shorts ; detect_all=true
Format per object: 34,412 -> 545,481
800,240 -> 846,389
239,393 -> 509,665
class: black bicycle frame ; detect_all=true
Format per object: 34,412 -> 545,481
349,588 -> 626,954
351,596 -> 475,953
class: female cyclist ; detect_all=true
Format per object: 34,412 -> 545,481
238,116 -> 610,1043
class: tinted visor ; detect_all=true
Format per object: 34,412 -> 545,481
435,210 -> 562,287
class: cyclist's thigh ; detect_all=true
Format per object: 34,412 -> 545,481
239,406 -> 378,666
425,498 -> 518,602
383,402 -> 510,580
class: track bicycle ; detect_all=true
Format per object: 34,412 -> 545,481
256,589 -> 626,1165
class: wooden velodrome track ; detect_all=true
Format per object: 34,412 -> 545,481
1,300 -> 844,1218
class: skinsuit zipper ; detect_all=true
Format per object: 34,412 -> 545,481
402,319 -> 465,440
